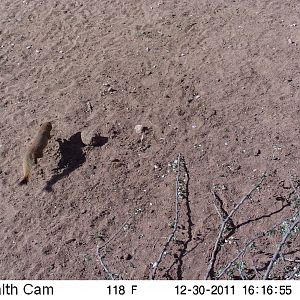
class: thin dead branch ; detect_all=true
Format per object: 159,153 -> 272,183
97,215 -> 133,252
96,214 -> 134,279
286,263 -> 300,280
263,213 -> 300,280
216,210 -> 300,280
280,254 -> 300,264
252,260 -> 262,279
216,220 -> 282,279
289,173 -> 300,210
97,248 -> 116,280
205,172 -> 267,279
212,190 -> 235,230
150,153 -> 183,279
216,234 -> 262,279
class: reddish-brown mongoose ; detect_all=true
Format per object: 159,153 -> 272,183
19,122 -> 52,185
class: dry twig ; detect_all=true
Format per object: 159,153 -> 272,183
97,248 -> 116,280
150,153 -> 184,279
205,172 -> 266,279
216,235 -> 262,279
263,213 -> 300,280
216,221 -> 281,279
96,214 -> 134,279
286,263 -> 300,280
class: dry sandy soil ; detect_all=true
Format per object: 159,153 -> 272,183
1,0 -> 300,280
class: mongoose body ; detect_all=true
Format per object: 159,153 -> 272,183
19,122 -> 52,185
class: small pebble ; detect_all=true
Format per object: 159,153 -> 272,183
135,125 -> 143,134
81,125 -> 105,146
134,125 -> 149,134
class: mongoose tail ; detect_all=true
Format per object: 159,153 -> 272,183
19,122 -> 52,185
19,153 -> 34,185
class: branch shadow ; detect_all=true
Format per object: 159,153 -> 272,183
176,167 -> 194,279
233,203 -> 290,231
231,261 -> 270,280
163,160 -> 195,279
209,197 -> 290,279
162,240 -> 203,279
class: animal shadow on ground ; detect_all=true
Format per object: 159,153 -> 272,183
44,132 -> 107,191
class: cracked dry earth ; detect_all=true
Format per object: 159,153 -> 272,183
1,0 -> 300,279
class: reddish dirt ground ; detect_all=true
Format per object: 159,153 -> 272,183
1,0 -> 300,280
